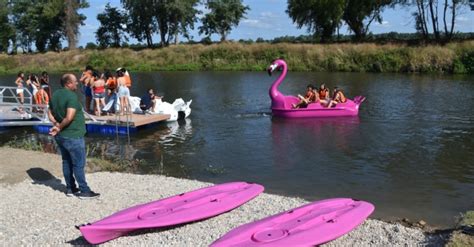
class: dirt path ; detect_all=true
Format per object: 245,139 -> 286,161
0,147 -> 63,185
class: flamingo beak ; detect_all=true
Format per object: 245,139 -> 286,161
267,64 -> 277,76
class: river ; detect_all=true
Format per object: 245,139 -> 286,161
1,71 -> 473,227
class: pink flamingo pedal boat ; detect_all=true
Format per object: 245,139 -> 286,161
267,59 -> 365,118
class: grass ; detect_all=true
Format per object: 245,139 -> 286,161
2,136 -> 191,176
446,211 -> 474,247
0,41 -> 473,74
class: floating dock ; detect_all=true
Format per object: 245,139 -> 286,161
33,113 -> 171,135
1,86 -> 171,135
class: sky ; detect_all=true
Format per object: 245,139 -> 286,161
78,0 -> 474,47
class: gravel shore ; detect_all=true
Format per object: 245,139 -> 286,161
0,148 -> 444,246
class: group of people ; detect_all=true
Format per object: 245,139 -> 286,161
79,66 -> 132,116
14,71 -> 51,112
292,83 -> 347,109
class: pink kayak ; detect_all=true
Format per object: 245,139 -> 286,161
78,182 -> 264,244
211,198 -> 374,247
267,59 -> 365,118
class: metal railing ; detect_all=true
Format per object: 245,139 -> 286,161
0,86 -> 50,126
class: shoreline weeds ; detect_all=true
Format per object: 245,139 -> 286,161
0,147 -> 447,246
0,42 -> 473,75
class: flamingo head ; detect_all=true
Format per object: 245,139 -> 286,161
267,59 -> 286,76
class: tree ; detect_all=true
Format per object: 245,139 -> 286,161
199,0 -> 250,42
63,0 -> 89,50
96,3 -> 128,48
163,0 -> 200,45
10,0 -> 35,52
121,0 -> 156,47
399,0 -> 468,43
343,0 -> 393,42
442,0 -> 462,41
287,0 -> 346,43
153,0 -> 200,47
0,0 -> 15,53
9,0 -> 87,52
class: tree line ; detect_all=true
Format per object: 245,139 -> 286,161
0,0 -> 471,54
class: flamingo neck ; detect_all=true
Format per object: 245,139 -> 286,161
269,63 -> 287,100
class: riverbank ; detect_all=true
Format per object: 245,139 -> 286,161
0,147 -> 452,246
0,42 -> 473,75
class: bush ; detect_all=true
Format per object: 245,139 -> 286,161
0,41 -> 473,74
460,50 -> 474,73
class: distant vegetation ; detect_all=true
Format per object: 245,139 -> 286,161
0,41 -> 472,74
1,1 -> 473,74
1,0 -> 472,53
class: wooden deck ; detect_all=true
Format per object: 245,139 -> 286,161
85,113 -> 170,127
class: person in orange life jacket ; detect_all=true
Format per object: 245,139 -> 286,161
104,71 -> 118,114
327,87 -> 347,108
292,84 -> 317,109
116,67 -> 132,89
116,69 -> 131,115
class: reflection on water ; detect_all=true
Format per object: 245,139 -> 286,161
271,117 -> 360,171
1,71 -> 473,227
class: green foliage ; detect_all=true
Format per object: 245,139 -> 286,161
343,0 -> 393,41
287,0 -> 346,42
88,52 -> 107,68
96,3 -> 128,48
85,42 -> 98,49
199,0 -> 250,42
4,136 -> 43,151
459,50 -> 474,73
0,0 -> 15,53
160,0 -> 201,46
1,42 -> 473,75
122,0 -> 200,47
8,0 -> 88,52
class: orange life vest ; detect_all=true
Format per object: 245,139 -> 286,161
319,88 -> 328,99
124,75 -> 132,88
35,89 -> 49,105
106,77 -> 117,90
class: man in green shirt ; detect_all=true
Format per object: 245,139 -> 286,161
48,73 -> 100,199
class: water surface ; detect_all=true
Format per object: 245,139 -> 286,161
1,71 -> 473,227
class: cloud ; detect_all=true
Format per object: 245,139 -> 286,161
95,4 -> 106,12
260,11 -> 279,18
374,20 -> 391,28
82,23 -> 98,31
241,19 -> 272,29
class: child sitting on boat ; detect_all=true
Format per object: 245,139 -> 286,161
327,87 -> 347,108
292,84 -> 317,109
317,84 -> 330,106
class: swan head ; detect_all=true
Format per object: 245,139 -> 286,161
267,59 -> 286,76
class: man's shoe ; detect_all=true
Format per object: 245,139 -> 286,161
76,191 -> 100,199
66,188 -> 80,197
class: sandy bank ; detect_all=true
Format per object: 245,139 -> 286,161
0,148 -> 443,246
